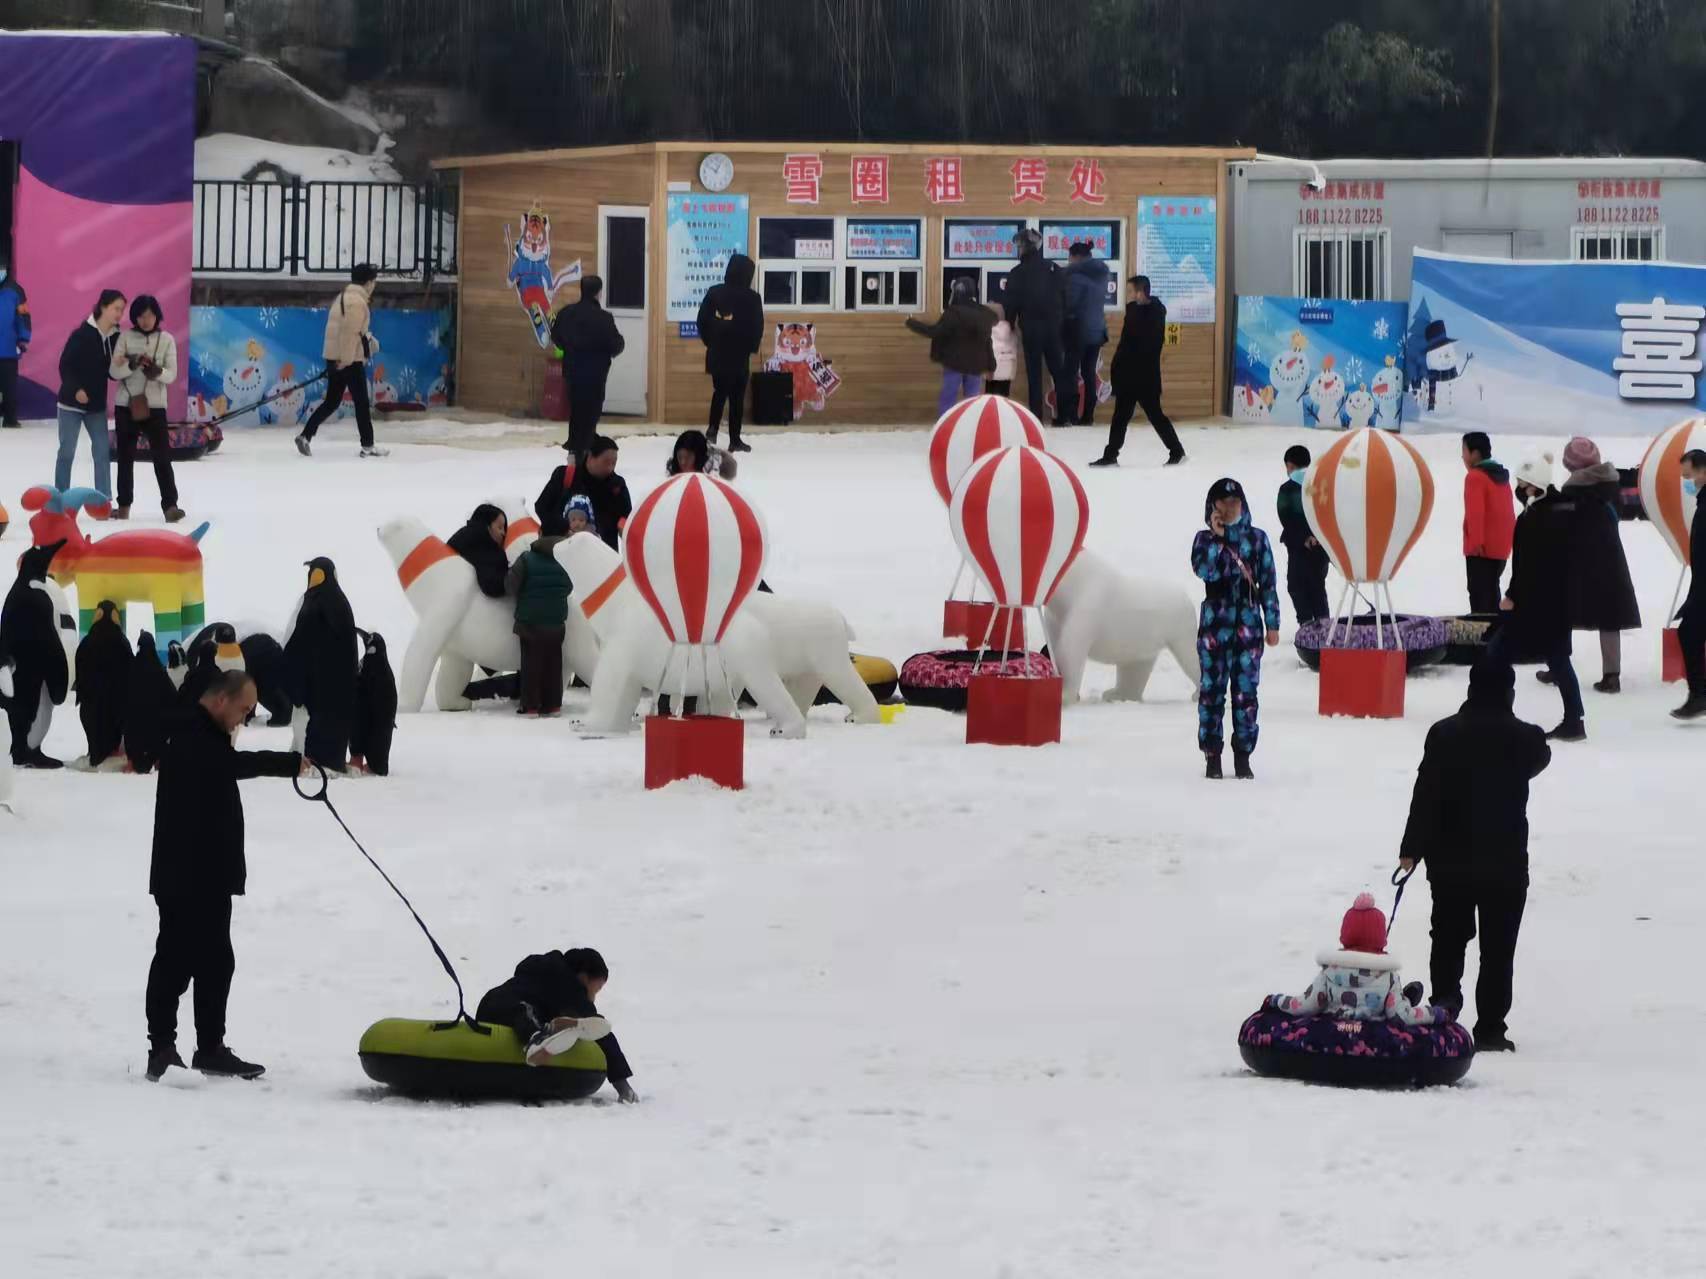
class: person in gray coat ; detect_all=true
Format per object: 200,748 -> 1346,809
1062,243 -> 1110,425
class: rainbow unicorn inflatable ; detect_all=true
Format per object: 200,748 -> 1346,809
20,486 -> 209,645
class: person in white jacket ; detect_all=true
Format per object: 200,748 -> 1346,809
108,296 -> 183,522
988,303 -> 1018,398
1264,893 -> 1452,1027
296,263 -> 387,458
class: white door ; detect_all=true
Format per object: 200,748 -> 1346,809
1441,230 -> 1514,258
598,205 -> 649,416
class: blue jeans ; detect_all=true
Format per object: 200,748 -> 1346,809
938,370 -> 983,416
56,405 -> 111,498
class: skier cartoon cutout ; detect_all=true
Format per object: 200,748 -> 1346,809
505,201 -> 583,348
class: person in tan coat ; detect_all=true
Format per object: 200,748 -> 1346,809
109,295 -> 184,521
296,263 -> 387,457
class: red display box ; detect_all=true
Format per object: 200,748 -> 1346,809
644,714 -> 744,790
1318,647 -> 1406,719
1663,626 -> 1686,684
966,673 -> 1062,746
541,355 -> 568,421
943,599 -> 1025,648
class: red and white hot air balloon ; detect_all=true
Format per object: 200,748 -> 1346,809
623,473 -> 767,645
949,445 -> 1089,609
1638,416 -> 1706,567
1304,427 -> 1435,585
928,394 -> 1047,506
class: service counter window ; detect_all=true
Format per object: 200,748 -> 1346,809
942,218 -> 1024,309
842,218 -> 923,312
1039,219 -> 1123,309
757,216 -> 836,309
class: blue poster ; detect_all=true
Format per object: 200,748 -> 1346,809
187,306 -> 452,427
666,194 -> 750,322
1041,222 -> 1118,261
945,221 -> 1023,259
1408,249 -> 1706,435
1234,296 -> 1409,429
1137,195 -> 1216,323
845,220 -> 920,260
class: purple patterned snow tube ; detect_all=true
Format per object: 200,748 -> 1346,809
1294,614 -> 1449,673
1238,1006 -> 1475,1087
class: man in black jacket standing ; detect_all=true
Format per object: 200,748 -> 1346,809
146,671 -> 301,1081
1003,229 -> 1072,425
1674,449 -> 1706,719
697,254 -> 764,453
550,275 -> 626,455
1398,660 -> 1551,1052
1091,275 -> 1183,467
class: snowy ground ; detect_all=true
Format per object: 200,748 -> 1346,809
2,421 -> 1701,1277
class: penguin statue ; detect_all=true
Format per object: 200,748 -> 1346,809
351,629 -> 399,777
285,557 -> 359,773
188,622 -> 291,726
1,540 -> 72,769
75,599 -> 132,768
124,631 -> 179,776
0,638 -> 16,811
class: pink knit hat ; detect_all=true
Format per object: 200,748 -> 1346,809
1339,892 -> 1389,954
1562,436 -> 1602,472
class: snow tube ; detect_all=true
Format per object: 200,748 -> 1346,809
899,649 -> 1057,712
1294,615 -> 1448,673
105,423 -> 224,462
1441,614 -> 1498,667
1237,1007 -> 1474,1088
814,653 -> 899,706
358,1018 -> 608,1100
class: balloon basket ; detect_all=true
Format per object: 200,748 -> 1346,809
644,714 -> 744,790
966,673 -> 1062,747
944,599 -> 1026,647
1663,626 -> 1686,684
1318,647 -> 1406,719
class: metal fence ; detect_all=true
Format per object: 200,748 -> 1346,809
193,179 -> 459,279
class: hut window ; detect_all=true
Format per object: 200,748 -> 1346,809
942,218 -> 1025,311
1292,227 -> 1391,301
840,218 -> 923,313
1571,225 -> 1664,262
758,216 -> 838,312
1040,218 -> 1123,310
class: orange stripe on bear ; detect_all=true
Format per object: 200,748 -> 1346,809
580,564 -> 627,618
398,538 -> 456,590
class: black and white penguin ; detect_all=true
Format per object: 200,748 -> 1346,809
180,622 -> 246,709
1,540 -> 71,769
240,633 -> 293,726
0,638 -> 16,811
124,631 -> 179,776
284,557 -> 359,771
351,629 -> 398,777
75,599 -> 132,767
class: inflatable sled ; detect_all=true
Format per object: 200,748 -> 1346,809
105,423 -> 224,462
358,1018 -> 607,1101
899,649 -> 1057,712
814,653 -> 899,707
1294,615 -> 1448,674
1237,1007 -> 1474,1088
1441,614 -> 1498,667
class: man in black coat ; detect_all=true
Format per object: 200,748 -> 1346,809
550,275 -> 626,454
1398,659 -> 1551,1052
1091,275 -> 1183,467
535,436 -> 631,551
697,253 -> 764,452
1002,230 -> 1072,425
1492,458 -> 1586,741
145,671 -> 301,1081
285,557 -> 359,772
1673,448 -> 1706,719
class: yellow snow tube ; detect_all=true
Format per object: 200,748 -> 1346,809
358,1017 -> 608,1100
816,654 -> 900,706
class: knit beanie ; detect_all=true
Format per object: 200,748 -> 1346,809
1561,436 -> 1602,473
1515,452 -> 1555,494
1339,892 -> 1389,954
565,494 -> 595,527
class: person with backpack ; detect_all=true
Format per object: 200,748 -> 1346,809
296,263 -> 388,458
696,254 -> 764,453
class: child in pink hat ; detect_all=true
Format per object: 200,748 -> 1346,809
1265,894 -> 1452,1025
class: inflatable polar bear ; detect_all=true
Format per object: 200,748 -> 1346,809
378,513 -> 601,713
1042,547 -> 1201,705
558,532 -> 881,737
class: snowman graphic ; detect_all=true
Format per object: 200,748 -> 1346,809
370,363 -> 399,406
221,338 -> 268,427
259,361 -> 308,426
1232,382 -> 1277,421
1370,355 -> 1404,426
1418,319 -> 1473,414
1269,330 -> 1311,410
1339,383 -> 1378,429
1303,354 -> 1347,427
427,363 -> 450,407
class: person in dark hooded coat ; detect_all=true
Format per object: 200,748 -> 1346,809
2,540 -> 71,769
126,631 -> 178,774
75,599 -> 132,766
476,946 -> 638,1102
1551,436 -> 1640,693
696,253 -> 764,452
1001,229 -> 1072,425
350,629 -> 398,776
1061,243 -> 1111,426
446,504 -> 510,599
285,557 -> 359,772
549,275 -> 626,454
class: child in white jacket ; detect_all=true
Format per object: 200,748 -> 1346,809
1265,893 -> 1450,1027
988,304 -> 1018,398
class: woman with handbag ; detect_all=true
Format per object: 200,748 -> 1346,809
55,288 -> 126,502
109,295 -> 184,522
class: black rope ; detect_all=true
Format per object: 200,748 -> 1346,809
293,763 -> 488,1034
1390,864 -> 1417,928
204,367 -> 330,427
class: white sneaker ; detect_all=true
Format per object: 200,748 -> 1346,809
359,445 -> 390,458
294,434 -> 311,457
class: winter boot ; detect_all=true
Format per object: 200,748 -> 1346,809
1204,752 -> 1223,780
728,439 -> 752,453
1087,454 -> 1118,468
1592,674 -> 1621,694
1545,719 -> 1587,743
15,748 -> 63,770
1474,1031 -> 1517,1053
164,506 -> 185,524
1536,670 -> 1555,685
293,434 -> 312,457
111,505 -> 130,520
1233,750 -> 1255,780
146,1044 -> 185,1081
192,1045 -> 265,1079
1164,451 -> 1187,467
1671,694 -> 1706,721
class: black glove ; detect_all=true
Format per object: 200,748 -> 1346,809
1402,981 -> 1424,1008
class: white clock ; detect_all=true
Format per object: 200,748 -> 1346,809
699,152 -> 734,193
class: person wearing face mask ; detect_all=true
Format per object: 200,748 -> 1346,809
1673,449 -> 1706,720
55,288 -> 126,501
1275,444 -> 1329,625
0,259 -> 31,428
144,670 -> 302,1083
296,263 -> 388,458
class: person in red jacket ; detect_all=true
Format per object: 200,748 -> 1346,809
1462,431 -> 1516,613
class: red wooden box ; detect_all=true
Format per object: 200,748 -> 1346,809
943,599 -> 1026,648
1319,647 -> 1406,719
644,714 -> 744,790
1663,626 -> 1686,684
966,673 -> 1062,747
541,355 -> 569,421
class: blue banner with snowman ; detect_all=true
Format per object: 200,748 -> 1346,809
1406,249 -> 1706,436
187,306 -> 453,427
1233,296 -> 1408,429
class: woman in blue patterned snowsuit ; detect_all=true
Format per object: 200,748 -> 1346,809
1191,477 -> 1281,779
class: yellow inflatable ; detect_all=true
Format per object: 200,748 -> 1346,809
815,653 -> 898,706
359,1018 -> 608,1100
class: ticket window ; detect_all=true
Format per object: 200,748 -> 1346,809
757,216 -> 837,310
1039,218 -> 1123,308
840,217 -> 923,313
941,218 -> 1024,315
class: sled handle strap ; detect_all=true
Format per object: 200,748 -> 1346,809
1389,864 -> 1417,928
293,763 -> 487,1034
206,366 -> 331,427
